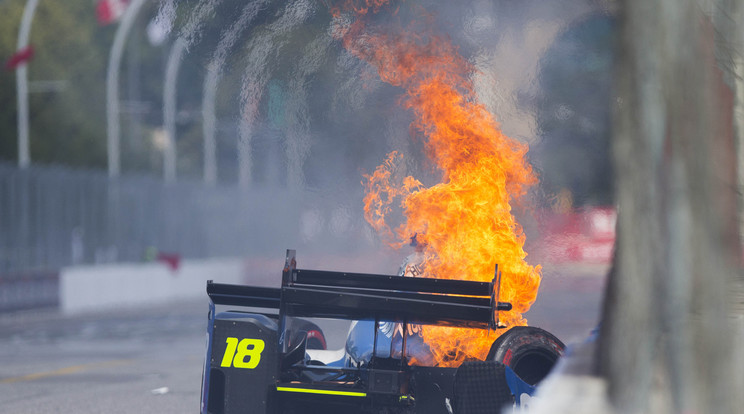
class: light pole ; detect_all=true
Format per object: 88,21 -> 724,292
162,0 -> 222,183
15,0 -> 40,168
162,37 -> 185,183
202,1 -> 265,186
106,0 -> 147,178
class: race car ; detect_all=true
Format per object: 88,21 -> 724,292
200,250 -> 564,414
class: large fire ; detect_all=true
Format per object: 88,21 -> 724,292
332,1 -> 541,366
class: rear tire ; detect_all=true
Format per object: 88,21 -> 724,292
487,326 -> 564,386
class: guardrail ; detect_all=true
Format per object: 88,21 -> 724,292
0,270 -> 59,312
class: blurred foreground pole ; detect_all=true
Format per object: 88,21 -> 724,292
733,0 -> 744,250
723,0 -> 744,408
597,0 -> 744,413
15,0 -> 40,168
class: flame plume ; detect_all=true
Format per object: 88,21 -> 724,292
334,2 -> 541,366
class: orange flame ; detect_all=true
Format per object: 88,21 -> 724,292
329,0 -> 392,17
336,2 -> 541,366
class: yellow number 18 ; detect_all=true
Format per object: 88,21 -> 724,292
220,337 -> 265,369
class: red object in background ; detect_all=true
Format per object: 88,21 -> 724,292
4,46 -> 34,71
157,252 -> 181,272
96,0 -> 130,26
538,207 -> 617,264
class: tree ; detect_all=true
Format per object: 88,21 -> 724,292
0,1 -> 117,168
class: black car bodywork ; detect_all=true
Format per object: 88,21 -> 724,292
200,250 -> 563,414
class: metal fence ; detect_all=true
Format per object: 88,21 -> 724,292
0,161 -> 375,276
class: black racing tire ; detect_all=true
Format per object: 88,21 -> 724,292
486,326 -> 565,386
289,319 -> 327,350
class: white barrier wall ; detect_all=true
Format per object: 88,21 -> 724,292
60,258 -> 246,314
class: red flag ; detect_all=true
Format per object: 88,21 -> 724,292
157,252 -> 181,272
5,46 -> 34,71
96,0 -> 130,26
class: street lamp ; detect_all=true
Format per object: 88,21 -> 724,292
106,0 -> 147,178
15,0 -> 40,168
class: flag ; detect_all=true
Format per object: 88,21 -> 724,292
96,0 -> 130,26
4,46 -> 34,71
157,252 -> 181,272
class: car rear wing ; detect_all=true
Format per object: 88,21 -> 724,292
208,250 -> 511,330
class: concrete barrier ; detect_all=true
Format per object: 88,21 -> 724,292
0,270 -> 59,312
60,258 -> 246,314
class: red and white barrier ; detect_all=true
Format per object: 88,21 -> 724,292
537,207 -> 616,264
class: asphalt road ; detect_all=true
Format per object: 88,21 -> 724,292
0,301 -> 208,413
527,264 -> 608,343
0,263 -> 607,413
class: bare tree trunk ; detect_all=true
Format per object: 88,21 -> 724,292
597,0 -> 743,413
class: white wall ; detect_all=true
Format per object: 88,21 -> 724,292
60,258 -> 246,314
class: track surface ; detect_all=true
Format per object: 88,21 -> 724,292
0,263 -> 606,413
0,301 -> 208,413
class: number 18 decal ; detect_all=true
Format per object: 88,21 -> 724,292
220,337 -> 265,369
